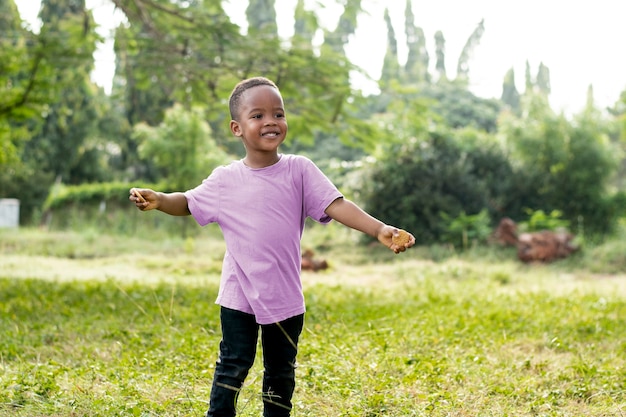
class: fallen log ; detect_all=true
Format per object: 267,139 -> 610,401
492,218 -> 579,263
301,249 -> 329,272
517,230 -> 579,263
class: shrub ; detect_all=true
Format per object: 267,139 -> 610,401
362,130 -> 514,244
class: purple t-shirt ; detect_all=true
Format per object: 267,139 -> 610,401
184,154 -> 343,324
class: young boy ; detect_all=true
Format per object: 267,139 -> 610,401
129,77 -> 415,417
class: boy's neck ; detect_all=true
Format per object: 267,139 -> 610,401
243,152 -> 281,169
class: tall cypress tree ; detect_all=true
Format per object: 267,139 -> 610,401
324,0 -> 361,54
536,62 -> 551,96
292,0 -> 317,47
318,0 -> 360,117
434,30 -> 447,81
379,8 -> 400,90
456,19 -> 484,84
524,60 -> 533,93
501,67 -> 521,111
246,0 -> 278,37
403,0 -> 429,84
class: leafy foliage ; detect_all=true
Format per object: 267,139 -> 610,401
134,104 -> 231,190
3,0 -> 625,244
42,181 -> 164,210
500,92 -> 621,235
362,128 -> 515,244
111,0 -> 362,155
518,209 -> 570,233
1,0 -> 105,222
420,82 -> 502,132
441,209 -> 492,249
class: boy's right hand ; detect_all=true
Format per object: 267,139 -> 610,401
129,188 -> 157,211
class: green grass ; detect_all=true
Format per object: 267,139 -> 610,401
1,225 -> 626,416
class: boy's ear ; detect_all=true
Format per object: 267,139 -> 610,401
230,120 -> 242,137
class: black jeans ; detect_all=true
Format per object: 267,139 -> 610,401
206,307 -> 304,417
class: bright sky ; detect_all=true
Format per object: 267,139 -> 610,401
16,0 -> 626,114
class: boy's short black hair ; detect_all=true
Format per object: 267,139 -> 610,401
229,77 -> 279,120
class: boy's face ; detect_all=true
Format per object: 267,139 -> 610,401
230,85 -> 288,155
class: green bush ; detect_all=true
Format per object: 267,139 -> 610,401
518,209 -> 570,232
500,94 -> 621,236
362,130 -> 514,244
40,181 -> 202,237
441,209 -> 492,249
43,181 -> 166,210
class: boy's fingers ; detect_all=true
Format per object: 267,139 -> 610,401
131,188 -> 146,203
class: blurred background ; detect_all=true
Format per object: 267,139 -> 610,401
3,0 -> 626,248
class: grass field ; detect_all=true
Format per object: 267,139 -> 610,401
1,225 -> 625,416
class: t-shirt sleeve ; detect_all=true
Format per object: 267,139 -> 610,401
301,157 -> 343,224
184,169 -> 221,226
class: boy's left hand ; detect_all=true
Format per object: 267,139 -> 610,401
378,225 -> 415,254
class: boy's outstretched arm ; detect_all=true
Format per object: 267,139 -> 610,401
324,197 -> 415,254
129,188 -> 191,216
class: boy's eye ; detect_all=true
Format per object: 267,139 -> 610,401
252,114 -> 262,119
276,113 -> 284,118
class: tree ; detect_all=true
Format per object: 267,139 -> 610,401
111,0 -> 241,132
292,0 -> 317,47
323,0 -> 361,54
362,128 -> 515,244
455,19 -> 484,85
373,4 -> 499,132
109,0 -> 364,162
246,0 -> 278,35
402,0 -> 429,84
286,0 -> 369,153
1,0 -> 87,168
607,88 -> 626,189
501,67 -> 520,111
134,104 -> 230,191
284,0 -> 377,165
499,91 -> 620,235
536,62 -> 551,96
0,0 -> 28,167
434,30 -> 447,82
524,60 -> 533,92
379,8 -> 400,90
608,88 -> 626,143
24,0 -> 101,185
1,0 -> 105,222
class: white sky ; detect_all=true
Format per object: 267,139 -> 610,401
16,0 -> 626,114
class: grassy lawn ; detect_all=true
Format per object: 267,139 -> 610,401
1,225 -> 625,416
